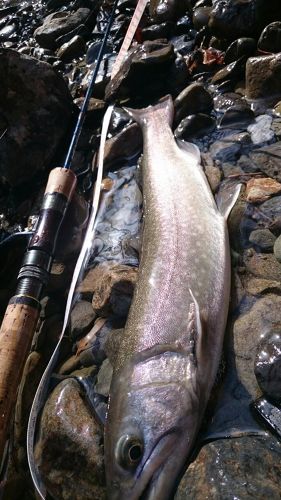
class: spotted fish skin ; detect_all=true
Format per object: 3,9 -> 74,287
105,95 -> 238,500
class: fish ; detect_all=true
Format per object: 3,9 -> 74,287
104,95 -> 240,500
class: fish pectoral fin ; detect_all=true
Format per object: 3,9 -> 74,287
215,180 -> 242,220
184,289 -> 207,365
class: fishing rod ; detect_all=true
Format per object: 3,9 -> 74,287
0,0 -> 120,465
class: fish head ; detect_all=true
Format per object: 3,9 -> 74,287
105,349 -> 201,500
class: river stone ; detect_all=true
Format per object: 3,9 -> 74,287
244,251 -> 281,281
0,48 -> 73,187
70,300 -> 97,340
249,143 -> 281,182
34,8 -> 91,49
176,436 -> 281,499
258,22 -> 281,53
255,330 -> 281,402
247,115 -> 274,145
246,54 -> 281,99
245,277 -> 281,296
142,22 -> 173,41
94,358 -> 113,397
57,34 -> 86,62
258,194 -> 281,222
175,113 -> 216,140
249,229 -> 276,252
224,37 -> 256,65
105,40 -> 176,102
97,122 -> 142,168
192,7 -> 212,31
91,262 -> 138,317
35,378 -> 105,500
174,82 -> 213,125
273,235 -> 281,262
149,0 -> 189,22
246,177 -> 281,203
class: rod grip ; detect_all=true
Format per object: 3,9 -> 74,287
0,297 -> 40,459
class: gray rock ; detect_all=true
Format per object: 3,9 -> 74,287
258,21 -> 281,53
174,82 -> 213,125
149,0 -> 189,22
192,7 -> 212,31
273,234 -> 281,262
224,37 -> 256,65
246,54 -> 281,100
35,379 -> 106,500
70,300 -> 96,340
34,8 -> 90,50
249,228 -> 276,252
0,48 -> 73,187
176,436 -> 281,499
259,194 -> 281,222
249,143 -> 281,182
94,358 -> 113,397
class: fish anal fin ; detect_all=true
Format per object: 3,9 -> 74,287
216,181 -> 242,221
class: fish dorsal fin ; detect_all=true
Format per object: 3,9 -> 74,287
216,181 -> 241,221
176,139 -> 201,165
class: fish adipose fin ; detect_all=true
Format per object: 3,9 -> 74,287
216,181 -> 241,221
124,95 -> 174,128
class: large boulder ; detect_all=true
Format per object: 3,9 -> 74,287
0,49 -> 73,187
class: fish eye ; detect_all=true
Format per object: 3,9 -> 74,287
116,434 -> 144,469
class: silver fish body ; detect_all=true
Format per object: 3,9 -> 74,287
105,95 -> 239,500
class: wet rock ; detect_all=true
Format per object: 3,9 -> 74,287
213,92 -> 245,113
174,82 -> 213,125
192,7 -> 212,31
224,37 -> 256,65
149,0 -> 189,23
142,22 -> 173,41
78,320 -> 119,367
211,56 -> 246,85
218,104 -> 255,130
246,54 -> 281,100
249,143 -> 281,182
209,131 -> 250,163
94,358 -> 113,397
34,8 -> 91,49
208,0 -> 275,40
70,300 -> 97,340
244,251 -> 281,281
273,235 -> 281,262
175,113 -> 216,140
105,40 -> 176,102
247,115 -> 274,145
246,177 -> 281,203
255,330 -> 281,402
74,96 -> 105,128
249,229 -> 276,252
245,277 -> 281,296
170,34 -> 195,56
176,436 -> 281,499
258,22 -> 281,53
258,194 -> 281,223
0,48 -> 73,187
91,262 -> 138,317
57,34 -> 86,62
35,378 -> 105,500
100,122 -> 142,167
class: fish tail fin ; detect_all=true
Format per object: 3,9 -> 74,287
124,95 -> 174,128
216,181 -> 242,220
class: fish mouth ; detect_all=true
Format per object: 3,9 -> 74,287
128,431 -> 183,500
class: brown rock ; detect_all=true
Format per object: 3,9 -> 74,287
174,82 -> 213,125
246,177 -> 281,203
93,122 -> 142,168
246,54 -> 281,100
244,251 -> 281,281
90,262 -> 138,317
245,277 -> 281,296
204,164 -> 222,193
35,379 -> 105,500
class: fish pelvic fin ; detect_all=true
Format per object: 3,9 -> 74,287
216,181 -> 241,221
124,95 -> 174,128
184,289 -> 207,366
